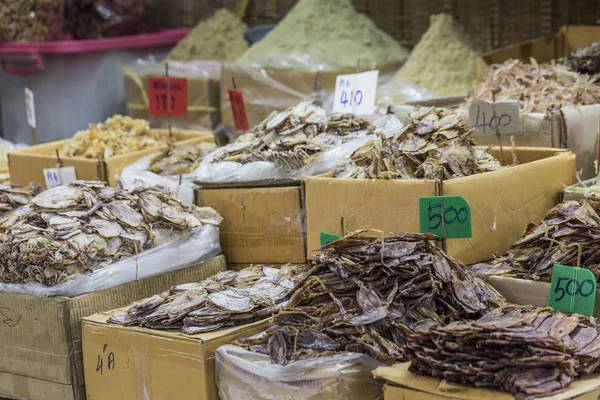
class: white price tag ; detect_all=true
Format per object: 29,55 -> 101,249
43,167 -> 77,189
162,182 -> 194,206
24,88 -> 36,129
333,70 -> 379,115
469,99 -> 521,135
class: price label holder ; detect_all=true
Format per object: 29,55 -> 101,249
43,167 -> 77,189
418,196 -> 472,239
148,77 -> 188,116
549,264 -> 596,316
469,99 -> 521,136
228,89 -> 249,131
320,232 -> 341,247
333,70 -> 379,115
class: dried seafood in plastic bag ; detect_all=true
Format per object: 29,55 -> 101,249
332,107 -> 503,180
61,115 -> 172,159
0,180 -> 222,286
472,196 -> 600,281
234,231 -> 505,365
108,264 -> 305,332
149,142 -> 217,176
465,58 -> 600,114
405,304 -> 600,399
564,42 -> 600,81
0,182 -> 41,217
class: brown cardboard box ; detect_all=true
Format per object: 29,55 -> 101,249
8,130 -> 215,188
305,148 -> 575,265
82,314 -> 267,400
0,255 -> 226,400
196,180 -> 306,264
376,363 -> 600,400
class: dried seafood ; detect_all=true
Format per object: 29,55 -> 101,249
0,180 -> 222,286
234,231 -> 505,365
332,107 -> 503,180
564,42 -> 600,80
108,264 -> 305,333
465,58 -> 600,114
149,142 -> 217,176
61,115 -> 172,159
405,304 -> 600,399
0,182 -> 42,216
215,101 -> 373,170
472,196 -> 600,281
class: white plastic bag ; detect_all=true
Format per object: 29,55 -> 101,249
0,224 -> 221,297
216,345 -> 384,400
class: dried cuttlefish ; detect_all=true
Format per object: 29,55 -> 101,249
149,142 -> 217,176
61,115 -> 172,159
465,58 -> 600,114
564,41 -> 600,80
332,107 -> 503,180
0,180 -> 222,286
108,264 -> 305,332
0,182 -> 41,216
234,231 -> 505,365
214,100 -> 374,170
405,304 -> 600,399
472,196 -> 600,281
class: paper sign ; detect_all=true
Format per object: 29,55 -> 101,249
549,264 -> 596,316
43,167 -> 77,189
162,182 -> 194,206
320,232 -> 341,247
469,99 -> 521,135
333,70 -> 379,115
228,90 -> 249,131
148,77 -> 188,116
419,196 -> 472,239
24,88 -> 36,129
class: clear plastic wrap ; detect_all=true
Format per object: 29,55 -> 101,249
216,345 -> 384,400
375,79 -> 435,114
0,0 -> 64,42
123,59 -> 221,131
71,0 -> 154,39
0,224 -> 221,297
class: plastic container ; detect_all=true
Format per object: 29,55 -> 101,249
245,25 -> 276,44
0,29 -> 188,145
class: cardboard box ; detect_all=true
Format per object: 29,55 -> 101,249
305,148 -> 575,265
8,130 -> 215,188
376,363 -> 600,400
82,314 -> 268,400
196,179 -> 306,264
0,255 -> 226,400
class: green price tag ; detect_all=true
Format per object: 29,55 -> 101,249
320,232 -> 341,247
548,264 -> 596,316
418,196 -> 472,239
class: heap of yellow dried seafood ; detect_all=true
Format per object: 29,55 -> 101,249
465,58 -> 600,114
61,115 -> 172,159
332,107 -> 503,180
149,143 -> 217,176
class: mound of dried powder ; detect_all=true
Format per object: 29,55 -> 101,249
166,9 -> 248,62
238,0 -> 408,69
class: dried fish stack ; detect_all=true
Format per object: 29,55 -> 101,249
215,101 -> 373,170
108,264 -> 305,333
0,180 -> 222,286
149,142 -> 217,176
61,115 -> 172,159
405,304 -> 600,399
234,231 -> 505,365
472,197 -> 600,281
332,108 -> 502,180
465,58 -> 600,114
564,42 -> 600,80
0,182 -> 41,216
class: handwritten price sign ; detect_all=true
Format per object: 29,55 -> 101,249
148,77 -> 188,116
228,90 -> 249,131
468,99 -> 521,135
96,343 -> 116,375
43,167 -> 77,189
333,70 -> 378,115
419,196 -> 472,239
549,264 -> 596,316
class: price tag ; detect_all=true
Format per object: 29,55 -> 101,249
228,90 -> 249,131
43,167 -> 77,189
548,264 -> 596,316
24,88 -> 36,129
419,196 -> 472,239
320,232 -> 341,247
148,77 -> 188,116
469,99 -> 521,135
96,343 -> 116,375
161,182 -> 194,206
333,70 -> 379,115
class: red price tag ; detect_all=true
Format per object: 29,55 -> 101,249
228,90 -> 249,131
148,77 -> 188,116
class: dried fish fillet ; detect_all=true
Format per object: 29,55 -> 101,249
149,142 -> 217,176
